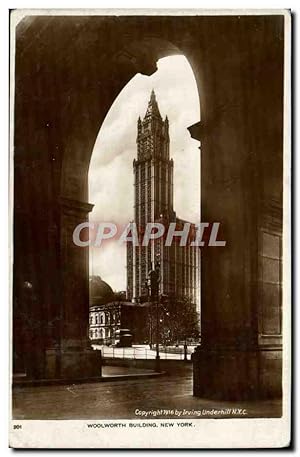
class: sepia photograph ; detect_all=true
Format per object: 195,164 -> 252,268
9,9 -> 291,448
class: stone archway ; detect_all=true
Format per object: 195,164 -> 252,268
13,14 -> 283,397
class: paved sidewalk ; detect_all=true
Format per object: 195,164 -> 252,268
102,366 -> 155,376
12,365 -> 161,388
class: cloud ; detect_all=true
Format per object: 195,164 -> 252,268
88,55 -> 200,291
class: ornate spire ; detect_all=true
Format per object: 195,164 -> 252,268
150,89 -> 156,103
144,89 -> 162,120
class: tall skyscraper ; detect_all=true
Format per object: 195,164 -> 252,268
127,90 -> 200,313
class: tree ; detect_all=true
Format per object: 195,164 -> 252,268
150,296 -> 200,358
165,297 -> 200,344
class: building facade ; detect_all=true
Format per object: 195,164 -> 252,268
89,276 -> 148,345
127,91 -> 200,312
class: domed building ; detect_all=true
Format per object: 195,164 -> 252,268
89,276 -> 118,343
89,276 -> 115,307
89,276 -> 148,346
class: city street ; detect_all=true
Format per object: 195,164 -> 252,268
13,365 -> 281,420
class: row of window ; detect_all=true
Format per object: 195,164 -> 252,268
89,312 -> 120,325
90,328 -> 115,339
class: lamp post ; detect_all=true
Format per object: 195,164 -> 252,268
155,300 -> 160,371
147,262 -> 161,373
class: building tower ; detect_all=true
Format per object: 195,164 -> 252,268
127,90 -> 200,313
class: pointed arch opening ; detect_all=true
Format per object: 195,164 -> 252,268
88,55 -> 201,295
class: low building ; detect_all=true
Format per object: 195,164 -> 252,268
89,276 -> 148,346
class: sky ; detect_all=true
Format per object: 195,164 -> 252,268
88,55 -> 201,291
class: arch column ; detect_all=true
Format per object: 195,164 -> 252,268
43,197 -> 101,380
190,99 -> 282,400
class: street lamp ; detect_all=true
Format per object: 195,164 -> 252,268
146,262 -> 161,372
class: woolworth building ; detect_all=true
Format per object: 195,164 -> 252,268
127,90 -> 200,312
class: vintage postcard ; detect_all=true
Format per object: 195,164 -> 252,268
9,9 -> 291,448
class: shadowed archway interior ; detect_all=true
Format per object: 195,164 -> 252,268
13,14 -> 283,400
